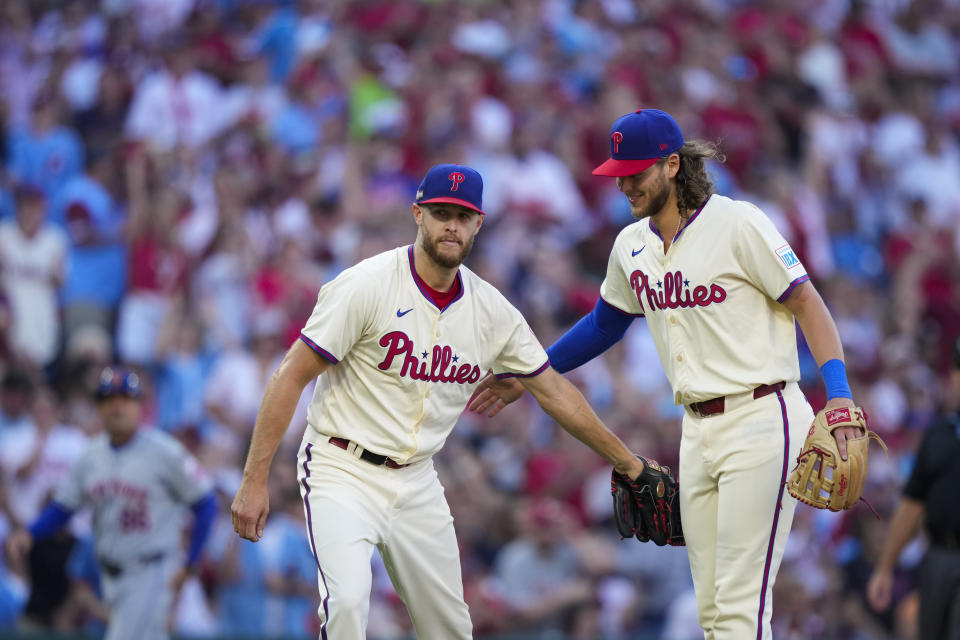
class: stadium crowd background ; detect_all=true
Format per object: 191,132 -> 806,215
0,0 -> 958,638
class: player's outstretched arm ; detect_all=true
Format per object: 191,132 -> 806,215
471,300 -> 634,417
518,367 -> 643,480
781,280 -> 860,458
232,339 -> 329,542
468,372 -> 525,417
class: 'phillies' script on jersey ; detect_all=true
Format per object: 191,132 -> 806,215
630,269 -> 727,313
378,331 -> 482,383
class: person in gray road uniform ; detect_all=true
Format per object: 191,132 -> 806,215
6,366 -> 218,640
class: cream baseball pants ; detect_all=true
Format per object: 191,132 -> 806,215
297,435 -> 473,640
679,381 -> 812,640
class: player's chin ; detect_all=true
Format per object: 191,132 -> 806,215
432,254 -> 462,269
435,243 -> 467,266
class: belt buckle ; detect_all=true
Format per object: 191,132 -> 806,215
346,441 -> 365,460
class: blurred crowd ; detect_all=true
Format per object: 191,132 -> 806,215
0,0 -> 958,638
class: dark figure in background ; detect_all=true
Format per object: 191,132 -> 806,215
868,337 -> 960,640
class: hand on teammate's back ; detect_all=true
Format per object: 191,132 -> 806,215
468,373 -> 525,416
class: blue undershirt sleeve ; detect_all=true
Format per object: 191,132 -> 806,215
546,299 -> 634,373
28,502 -> 74,540
186,491 -> 218,568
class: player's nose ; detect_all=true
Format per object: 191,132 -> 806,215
619,176 -> 639,192
441,225 -> 460,239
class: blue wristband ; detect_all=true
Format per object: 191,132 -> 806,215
819,359 -> 852,400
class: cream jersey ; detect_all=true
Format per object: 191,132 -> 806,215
300,245 -> 549,464
0,220 -> 66,366
600,194 -> 809,404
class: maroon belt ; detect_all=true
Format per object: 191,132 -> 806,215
688,381 -> 786,417
328,437 -> 409,469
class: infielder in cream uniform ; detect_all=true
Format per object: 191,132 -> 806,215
472,110 -> 863,640
599,191 -> 818,640
231,164 -> 647,639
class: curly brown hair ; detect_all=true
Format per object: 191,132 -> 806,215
672,140 -> 724,214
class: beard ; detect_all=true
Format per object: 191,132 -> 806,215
628,171 -> 671,220
421,226 -> 476,269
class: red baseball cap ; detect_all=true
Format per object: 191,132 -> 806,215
592,109 -> 685,177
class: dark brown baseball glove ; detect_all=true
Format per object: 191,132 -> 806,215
611,456 -> 684,546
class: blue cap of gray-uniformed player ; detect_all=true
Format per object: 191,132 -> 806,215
95,366 -> 142,401
414,164 -> 484,215
592,109 -> 685,177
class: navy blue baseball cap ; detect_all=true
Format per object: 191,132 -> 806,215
96,366 -> 142,400
414,164 -> 484,215
592,109 -> 685,177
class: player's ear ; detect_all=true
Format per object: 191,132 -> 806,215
412,203 -> 423,225
474,213 -> 484,234
665,153 -> 680,179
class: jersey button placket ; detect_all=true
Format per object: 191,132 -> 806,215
673,351 -> 688,397
422,315 -> 439,412
429,316 -> 441,402
667,305 -> 686,386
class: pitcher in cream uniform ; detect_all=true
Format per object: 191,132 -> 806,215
231,164 -> 648,639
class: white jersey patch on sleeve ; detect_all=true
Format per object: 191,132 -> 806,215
775,244 -> 802,269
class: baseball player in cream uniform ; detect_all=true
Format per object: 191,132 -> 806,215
231,164 -> 648,639
599,191 -> 818,640
471,110 -> 863,639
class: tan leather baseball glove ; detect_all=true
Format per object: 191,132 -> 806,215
786,406 -> 887,511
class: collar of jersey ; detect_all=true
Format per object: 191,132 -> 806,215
407,245 -> 465,312
647,194 -> 712,243
109,431 -> 140,451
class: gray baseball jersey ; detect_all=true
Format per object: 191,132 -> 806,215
55,429 -> 212,565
